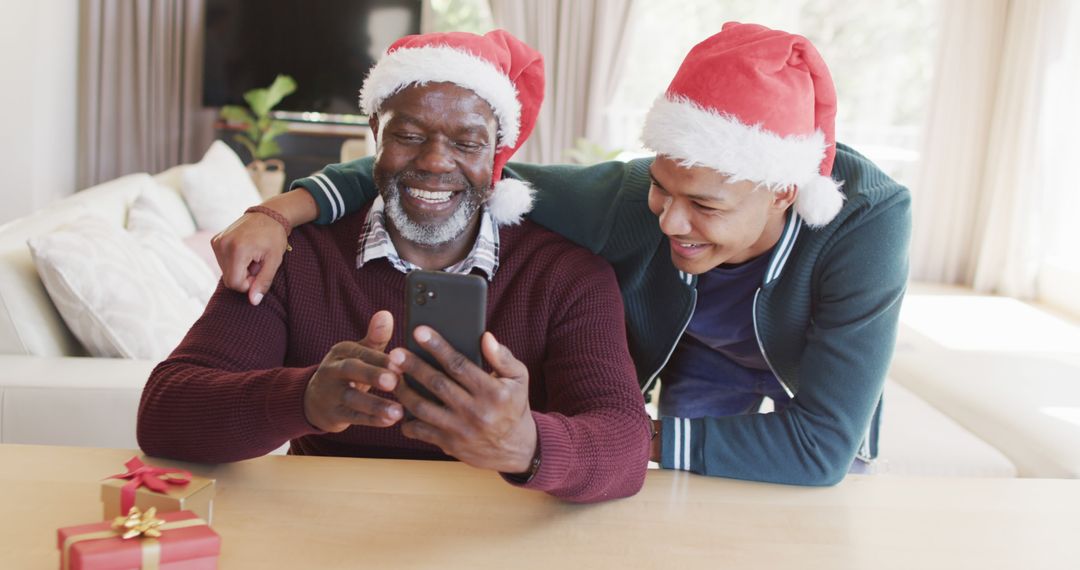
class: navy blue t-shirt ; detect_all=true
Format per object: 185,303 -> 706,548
659,250 -> 787,418
683,251 -> 772,370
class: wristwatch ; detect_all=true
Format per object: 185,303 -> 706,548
505,446 -> 542,484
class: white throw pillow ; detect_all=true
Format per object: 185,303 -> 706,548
28,217 -> 204,359
128,182 -> 198,237
181,140 -> 261,232
127,193 -> 182,235
127,205 -> 219,306
182,230 -> 223,279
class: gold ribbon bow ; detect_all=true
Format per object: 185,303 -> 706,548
113,506 -> 165,539
61,507 -> 208,570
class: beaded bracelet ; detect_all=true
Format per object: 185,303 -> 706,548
244,205 -> 293,252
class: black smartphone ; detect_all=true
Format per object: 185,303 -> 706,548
404,270 -> 487,406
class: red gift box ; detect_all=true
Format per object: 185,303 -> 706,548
57,510 -> 220,570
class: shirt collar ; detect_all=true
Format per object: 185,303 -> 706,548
356,195 -> 500,280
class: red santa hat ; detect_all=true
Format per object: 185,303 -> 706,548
359,30 -> 544,226
641,22 -> 844,227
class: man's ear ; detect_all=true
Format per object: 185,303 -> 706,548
368,114 -> 380,146
773,184 -> 798,212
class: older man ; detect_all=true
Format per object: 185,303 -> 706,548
137,30 -> 651,503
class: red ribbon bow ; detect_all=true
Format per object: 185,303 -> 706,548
106,457 -> 192,514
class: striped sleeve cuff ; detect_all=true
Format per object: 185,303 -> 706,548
291,171 -> 349,225
659,416 -> 704,473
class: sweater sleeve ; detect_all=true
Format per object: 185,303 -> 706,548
506,249 -> 652,502
137,275 -> 322,463
289,157 -> 380,225
658,188 -> 912,485
503,160 -> 647,252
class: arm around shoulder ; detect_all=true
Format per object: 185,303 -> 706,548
212,158 -> 379,301
290,157 -> 379,225
505,159 -> 652,252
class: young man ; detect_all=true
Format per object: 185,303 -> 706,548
215,23 -> 911,485
139,30 -> 652,503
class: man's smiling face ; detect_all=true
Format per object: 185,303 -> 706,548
646,155 -> 792,274
372,82 -> 499,247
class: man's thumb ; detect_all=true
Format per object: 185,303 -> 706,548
360,310 -> 394,351
482,332 -> 526,381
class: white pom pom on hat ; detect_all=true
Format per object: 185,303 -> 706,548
486,177 -> 536,226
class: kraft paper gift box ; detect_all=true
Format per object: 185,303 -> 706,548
100,457 -> 215,524
57,508 -> 220,570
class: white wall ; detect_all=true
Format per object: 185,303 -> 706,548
0,0 -> 78,225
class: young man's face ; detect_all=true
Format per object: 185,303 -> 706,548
372,82 -> 498,247
647,156 -> 790,274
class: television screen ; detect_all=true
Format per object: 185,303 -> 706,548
203,0 -> 422,117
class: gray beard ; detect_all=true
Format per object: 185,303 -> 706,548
382,173 -> 486,247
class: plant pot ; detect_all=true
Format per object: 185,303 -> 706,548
247,159 -> 286,199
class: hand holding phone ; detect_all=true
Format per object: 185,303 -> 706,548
396,271 -> 537,474
304,310 -> 404,432
391,325 -> 539,474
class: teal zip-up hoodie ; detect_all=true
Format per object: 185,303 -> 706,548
294,143 -> 911,486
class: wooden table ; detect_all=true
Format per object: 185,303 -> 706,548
2,444 -> 1077,569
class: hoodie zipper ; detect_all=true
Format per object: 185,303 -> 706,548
643,272 -> 697,393
752,288 -> 794,399
752,211 -> 802,399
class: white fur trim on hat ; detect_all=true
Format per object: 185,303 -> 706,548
360,45 -> 522,148
642,95 -> 827,188
486,177 -> 535,226
642,95 -> 845,226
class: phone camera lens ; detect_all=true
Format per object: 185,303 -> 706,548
415,282 -> 427,292
415,294 -> 427,306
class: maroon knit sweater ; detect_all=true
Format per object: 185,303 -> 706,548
137,209 -> 651,502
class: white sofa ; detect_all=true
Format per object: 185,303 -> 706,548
0,168 -> 193,449
890,284 -> 1080,478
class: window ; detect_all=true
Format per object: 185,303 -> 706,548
1036,3 -> 1080,316
426,0 -> 494,34
606,0 -> 939,188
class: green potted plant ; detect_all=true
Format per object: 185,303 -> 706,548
218,74 -> 297,198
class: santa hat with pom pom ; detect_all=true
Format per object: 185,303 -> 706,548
641,22 -> 845,227
360,29 -> 543,226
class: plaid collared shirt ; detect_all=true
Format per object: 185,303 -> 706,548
356,196 -> 500,280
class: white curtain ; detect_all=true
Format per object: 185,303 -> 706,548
909,0 -> 1007,286
77,0 -> 215,189
911,0 -> 1075,298
488,0 -> 636,164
